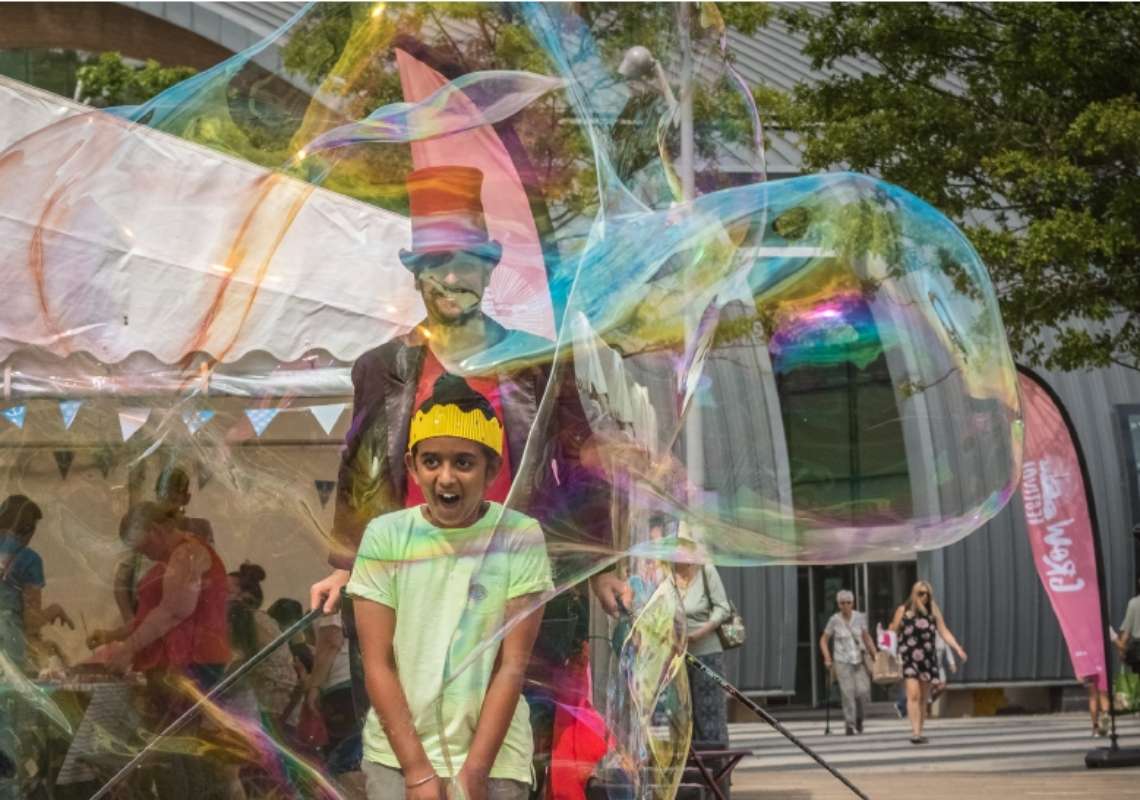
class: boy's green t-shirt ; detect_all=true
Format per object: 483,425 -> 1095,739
346,502 -> 553,783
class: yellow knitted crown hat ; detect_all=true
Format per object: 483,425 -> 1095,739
407,372 -> 503,456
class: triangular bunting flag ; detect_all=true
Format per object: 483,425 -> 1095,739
53,450 -> 74,480
182,409 -> 215,435
59,400 -> 83,430
93,445 -> 115,478
2,405 -> 26,429
118,408 -> 150,442
198,461 -> 213,490
309,404 -> 346,435
245,408 -> 280,437
314,479 -> 335,508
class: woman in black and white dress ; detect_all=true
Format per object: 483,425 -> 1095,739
889,580 -> 966,744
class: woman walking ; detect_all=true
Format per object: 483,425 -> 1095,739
890,580 -> 967,744
820,590 -> 877,735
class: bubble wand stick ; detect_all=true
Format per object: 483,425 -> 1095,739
90,602 -> 327,800
684,653 -> 870,800
616,599 -> 869,800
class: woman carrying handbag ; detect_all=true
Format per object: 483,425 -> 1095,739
673,523 -> 734,748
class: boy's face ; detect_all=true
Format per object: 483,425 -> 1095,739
405,436 -> 500,528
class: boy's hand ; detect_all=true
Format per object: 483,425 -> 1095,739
310,570 -> 350,614
406,775 -> 444,800
452,765 -> 489,800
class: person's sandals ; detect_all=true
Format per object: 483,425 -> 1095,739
909,735 -> 929,745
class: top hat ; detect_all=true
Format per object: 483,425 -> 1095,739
399,165 -> 503,270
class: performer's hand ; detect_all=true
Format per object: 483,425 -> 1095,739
590,571 -> 633,618
310,569 -> 350,614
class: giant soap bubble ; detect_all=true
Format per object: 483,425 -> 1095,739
0,3 -> 1019,799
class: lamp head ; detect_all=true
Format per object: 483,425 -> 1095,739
619,46 -> 658,80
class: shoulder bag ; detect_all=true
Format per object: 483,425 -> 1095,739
702,565 -> 746,650
839,614 -> 876,678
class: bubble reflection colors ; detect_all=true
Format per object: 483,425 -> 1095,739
0,3 -> 1021,800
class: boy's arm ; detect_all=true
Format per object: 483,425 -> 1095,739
460,593 -> 545,789
353,597 -> 441,795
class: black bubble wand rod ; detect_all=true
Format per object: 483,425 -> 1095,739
90,603 -> 326,800
616,598 -> 870,800
684,652 -> 870,800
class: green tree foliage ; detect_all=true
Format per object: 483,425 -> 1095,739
76,52 -> 196,107
768,3 -> 1140,371
279,3 -> 769,224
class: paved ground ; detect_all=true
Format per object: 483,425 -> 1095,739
723,711 -> 1140,799
732,770 -> 1140,799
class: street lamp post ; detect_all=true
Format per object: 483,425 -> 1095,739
619,3 -> 704,501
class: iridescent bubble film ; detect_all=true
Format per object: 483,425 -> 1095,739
0,3 -> 1020,799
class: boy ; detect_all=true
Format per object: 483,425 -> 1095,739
347,373 -> 553,800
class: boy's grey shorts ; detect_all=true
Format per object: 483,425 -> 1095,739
363,761 -> 529,800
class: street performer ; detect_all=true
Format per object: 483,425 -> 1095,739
310,165 -> 631,782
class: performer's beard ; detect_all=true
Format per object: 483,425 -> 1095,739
422,275 -> 483,322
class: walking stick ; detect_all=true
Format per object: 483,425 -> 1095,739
90,604 -> 325,800
824,666 -> 832,735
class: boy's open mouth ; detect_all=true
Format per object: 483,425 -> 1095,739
437,491 -> 461,509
